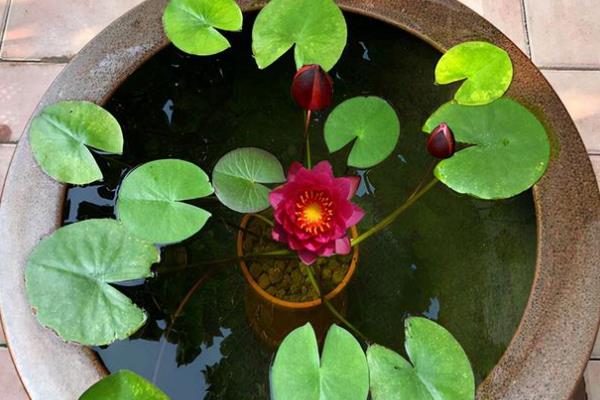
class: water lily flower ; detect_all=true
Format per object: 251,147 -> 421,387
427,122 -> 456,159
269,161 -> 364,265
291,64 -> 334,111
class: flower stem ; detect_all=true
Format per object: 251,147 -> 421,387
155,251 -> 295,275
351,178 -> 439,247
304,110 -> 312,168
152,265 -> 221,383
248,213 -> 274,227
305,266 -> 368,342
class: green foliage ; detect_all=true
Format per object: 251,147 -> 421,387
163,0 -> 243,56
212,147 -> 285,213
117,159 -> 213,244
423,98 -> 550,199
30,101 -> 123,184
25,219 -> 159,346
271,324 -> 369,400
252,0 -> 347,71
435,41 -> 513,105
325,96 -> 400,168
367,317 -> 475,400
79,370 -> 170,400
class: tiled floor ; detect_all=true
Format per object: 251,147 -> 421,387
0,0 -> 599,399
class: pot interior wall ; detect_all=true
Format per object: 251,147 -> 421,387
62,11 -> 537,399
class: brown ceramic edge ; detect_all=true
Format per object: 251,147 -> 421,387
237,214 -> 360,310
0,0 -> 598,399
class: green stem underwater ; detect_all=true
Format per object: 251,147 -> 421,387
351,178 -> 439,247
305,266 -> 368,342
154,251 -> 296,275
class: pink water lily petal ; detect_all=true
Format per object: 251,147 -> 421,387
335,236 -> 352,255
347,205 -> 365,227
269,161 -> 363,265
298,250 -> 318,265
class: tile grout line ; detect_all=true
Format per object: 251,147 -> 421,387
0,0 -> 11,55
520,0 -> 532,58
539,65 -> 600,72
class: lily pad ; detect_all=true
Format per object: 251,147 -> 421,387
25,219 -> 159,346
367,317 -> 475,400
80,370 -> 169,400
435,41 -> 513,105
423,98 -> 550,199
324,96 -> 400,168
271,324 -> 369,400
252,0 -> 347,71
117,159 -> 213,244
163,0 -> 243,56
212,147 -> 285,213
29,101 -> 123,185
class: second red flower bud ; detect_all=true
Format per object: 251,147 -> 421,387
291,64 -> 334,111
427,122 -> 456,159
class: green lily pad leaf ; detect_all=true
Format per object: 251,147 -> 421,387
435,41 -> 513,105
117,159 -> 214,244
252,0 -> 347,71
212,147 -> 285,213
423,98 -> 550,199
325,96 -> 400,168
367,317 -> 475,400
25,219 -> 159,346
271,324 -> 369,400
80,370 -> 170,400
163,0 -> 243,56
29,101 -> 123,185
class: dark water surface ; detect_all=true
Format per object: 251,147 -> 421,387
62,12 -> 536,399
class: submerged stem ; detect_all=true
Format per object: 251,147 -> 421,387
248,213 -> 274,227
152,265 -> 222,383
351,178 -> 439,247
155,251 -> 295,275
305,267 -> 368,342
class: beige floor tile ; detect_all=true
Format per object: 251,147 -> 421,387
0,143 -> 15,196
542,70 -> 600,154
0,349 -> 28,400
525,0 -> 600,67
0,63 -> 65,142
1,0 -> 144,60
458,0 -> 529,54
586,360 -> 600,399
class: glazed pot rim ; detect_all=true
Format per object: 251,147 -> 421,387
237,213 -> 360,309
0,1 -> 598,399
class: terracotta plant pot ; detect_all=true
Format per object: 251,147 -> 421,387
237,214 -> 360,347
0,1 -> 598,399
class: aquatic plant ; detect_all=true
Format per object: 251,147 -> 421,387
23,0 -> 552,398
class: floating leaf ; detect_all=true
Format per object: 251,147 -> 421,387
252,0 -> 347,71
435,41 -> 513,105
271,324 -> 369,400
79,370 -> 169,400
25,219 -> 159,346
423,98 -> 550,199
29,101 -> 123,185
367,317 -> 475,400
325,96 -> 400,168
212,147 -> 285,213
117,159 -> 213,244
163,0 -> 243,56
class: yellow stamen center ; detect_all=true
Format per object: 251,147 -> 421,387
295,190 -> 334,235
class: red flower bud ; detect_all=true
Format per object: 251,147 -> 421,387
427,123 -> 455,159
291,64 -> 334,111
